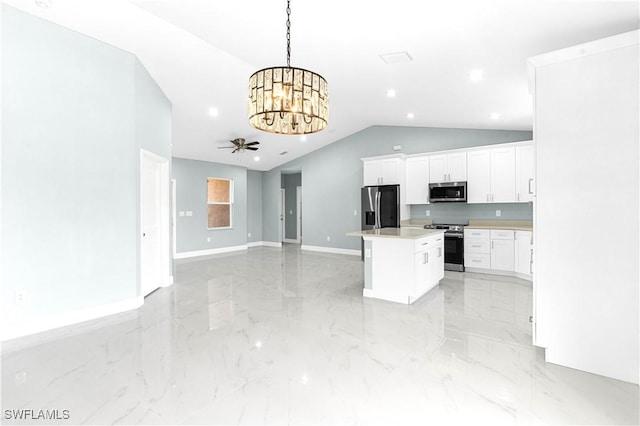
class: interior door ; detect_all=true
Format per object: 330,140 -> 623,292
141,153 -> 162,297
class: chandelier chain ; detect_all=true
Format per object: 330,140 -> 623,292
286,0 -> 291,68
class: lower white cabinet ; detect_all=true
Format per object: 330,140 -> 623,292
414,236 -> 444,296
464,228 -> 531,280
514,231 -> 533,278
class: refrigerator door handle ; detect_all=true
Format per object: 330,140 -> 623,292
375,192 -> 381,228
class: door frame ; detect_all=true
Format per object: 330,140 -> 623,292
296,186 -> 302,243
140,149 -> 172,298
280,188 -> 286,243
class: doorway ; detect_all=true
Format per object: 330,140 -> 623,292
140,149 -> 170,297
281,171 -> 302,244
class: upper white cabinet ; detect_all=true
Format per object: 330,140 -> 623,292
363,157 -> 404,186
429,152 -> 466,183
515,144 -> 534,203
405,156 -> 430,204
467,146 -> 516,203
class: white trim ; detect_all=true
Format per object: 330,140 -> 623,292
173,245 -> 248,259
301,245 -> 360,256
1,296 -> 143,342
464,267 -> 532,282
261,241 -> 282,248
296,185 -> 302,242
283,238 -> 299,244
247,241 -> 263,248
528,30 -> 638,69
161,275 -> 174,287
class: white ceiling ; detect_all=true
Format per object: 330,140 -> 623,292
4,0 -> 639,171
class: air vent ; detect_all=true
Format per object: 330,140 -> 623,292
379,52 -> 413,64
280,151 -> 288,155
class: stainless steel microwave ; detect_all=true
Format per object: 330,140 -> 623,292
429,182 -> 467,202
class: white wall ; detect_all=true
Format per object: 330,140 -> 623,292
530,31 -> 639,384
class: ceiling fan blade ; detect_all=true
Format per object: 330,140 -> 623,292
245,141 -> 260,146
218,146 -> 234,149
232,148 -> 239,153
246,147 -> 259,151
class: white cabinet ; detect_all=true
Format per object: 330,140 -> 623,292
415,235 -> 445,296
464,229 -> 491,269
491,148 -> 516,202
467,147 -> 515,203
405,156 -> 430,204
515,144 -> 534,203
429,152 -> 466,183
363,157 -> 403,186
467,150 -> 491,203
490,230 -> 515,271
514,230 -> 533,277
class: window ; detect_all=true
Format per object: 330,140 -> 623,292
207,178 -> 233,229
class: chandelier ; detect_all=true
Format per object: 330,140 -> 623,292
248,0 -> 328,135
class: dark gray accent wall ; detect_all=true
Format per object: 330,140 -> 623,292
263,126 -> 533,249
283,173 -> 301,240
172,158 -> 248,252
1,6 -> 171,324
247,170 -> 263,243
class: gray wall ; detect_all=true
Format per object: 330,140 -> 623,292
410,202 -> 532,223
283,173 -> 302,240
263,126 -> 533,249
172,158 -> 248,253
247,170 -> 263,243
1,6 -> 171,326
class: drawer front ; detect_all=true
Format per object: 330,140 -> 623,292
464,253 -> 491,269
465,229 -> 490,240
490,229 -> 515,240
465,239 -> 490,254
414,234 -> 444,252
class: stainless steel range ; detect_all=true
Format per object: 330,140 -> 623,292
424,223 -> 466,272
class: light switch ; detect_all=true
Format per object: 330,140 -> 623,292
426,210 -> 430,217
496,209 -> 501,217
290,210 -> 293,214
186,211 -> 193,217
179,211 -> 185,217
207,237 -> 211,242
354,210 -> 358,216
365,249 -> 371,258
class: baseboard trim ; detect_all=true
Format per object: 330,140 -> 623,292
283,238 -> 300,244
161,275 -> 174,287
465,267 -> 532,282
1,296 -> 144,342
174,245 -> 248,259
301,245 -> 360,256
261,241 -> 283,248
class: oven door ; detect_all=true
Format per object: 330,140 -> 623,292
444,232 -> 464,272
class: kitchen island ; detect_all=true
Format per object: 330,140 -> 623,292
346,228 -> 445,304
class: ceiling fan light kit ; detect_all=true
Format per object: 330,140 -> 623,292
248,0 -> 328,135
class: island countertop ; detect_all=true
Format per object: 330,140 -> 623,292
346,228 -> 445,240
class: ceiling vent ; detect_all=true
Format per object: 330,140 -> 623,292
379,52 -> 413,64
280,151 -> 288,155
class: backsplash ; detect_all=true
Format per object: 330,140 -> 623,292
410,202 -> 533,224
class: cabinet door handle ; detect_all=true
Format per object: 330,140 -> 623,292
471,244 -> 480,248
528,178 -> 533,195
486,194 -> 489,202
491,241 -> 494,249
438,247 -> 442,257
491,194 -> 494,202
530,249 -> 534,274
517,193 -> 520,202
423,252 -> 427,264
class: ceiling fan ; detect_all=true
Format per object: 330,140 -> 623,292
218,138 -> 260,153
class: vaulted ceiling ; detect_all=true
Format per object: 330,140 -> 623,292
5,0 -> 639,170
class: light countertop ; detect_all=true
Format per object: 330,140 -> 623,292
346,228 -> 444,240
466,220 -> 533,231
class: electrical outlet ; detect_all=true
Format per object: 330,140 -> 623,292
248,233 -> 252,238
426,210 -> 430,217
354,210 -> 358,216
326,236 -> 331,241
496,209 -> 502,217
392,145 -> 402,151
186,211 -> 193,217
289,210 -> 293,215
207,237 -> 211,243
179,211 -> 185,217
15,289 -> 26,305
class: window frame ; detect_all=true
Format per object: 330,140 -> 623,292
207,177 -> 233,230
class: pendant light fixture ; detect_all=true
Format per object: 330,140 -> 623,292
248,0 -> 328,135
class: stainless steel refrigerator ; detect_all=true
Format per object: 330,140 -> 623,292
361,184 -> 400,258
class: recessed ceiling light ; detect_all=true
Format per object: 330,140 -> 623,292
300,135 -> 307,142
254,156 -> 260,161
490,113 -> 501,120
35,0 -> 51,8
407,113 -> 415,119
208,107 -> 219,117
386,89 -> 397,98
469,69 -> 484,82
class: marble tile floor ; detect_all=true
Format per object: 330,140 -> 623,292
1,244 -> 638,425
